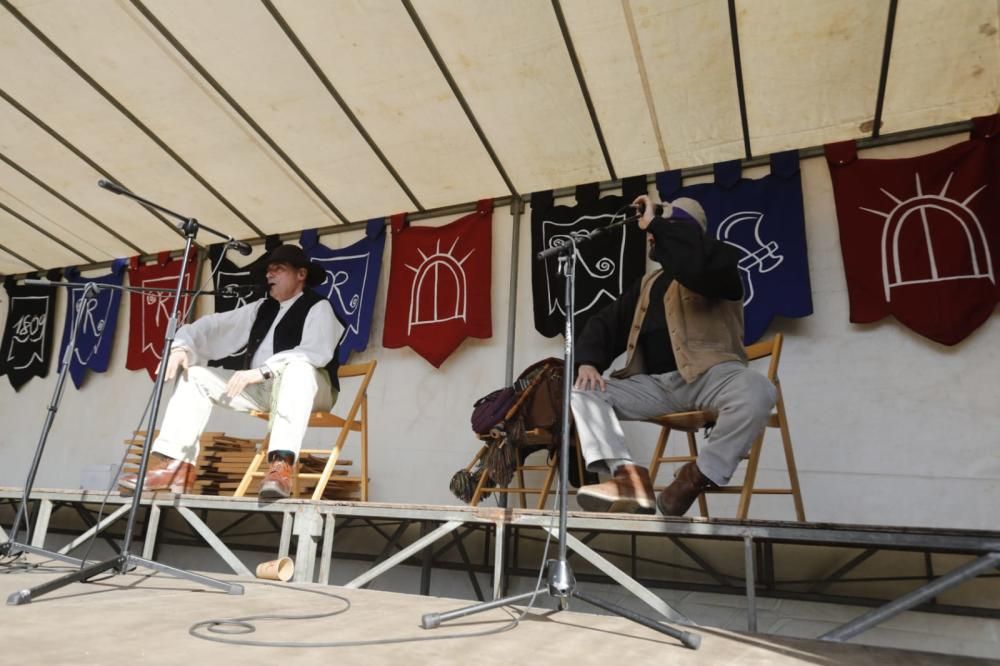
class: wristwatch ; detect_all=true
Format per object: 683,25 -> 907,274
258,365 -> 274,381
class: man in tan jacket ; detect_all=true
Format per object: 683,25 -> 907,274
571,195 -> 776,516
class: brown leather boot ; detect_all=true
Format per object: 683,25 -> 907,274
576,464 -> 656,514
118,455 -> 196,495
657,461 -> 718,516
259,451 -> 295,499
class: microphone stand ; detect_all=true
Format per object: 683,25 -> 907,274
7,183 -> 245,605
420,217 -> 700,649
0,282 -> 99,567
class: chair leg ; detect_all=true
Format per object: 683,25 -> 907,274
648,426 -> 671,488
736,433 -> 766,520
775,383 -> 806,521
469,446 -> 491,506
361,396 -> 369,502
537,451 -> 558,510
234,443 -> 266,497
516,465 -> 528,510
687,432 -> 708,518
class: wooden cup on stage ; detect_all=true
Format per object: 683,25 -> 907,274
256,556 -> 294,582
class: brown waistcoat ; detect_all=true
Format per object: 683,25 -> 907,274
610,270 -> 747,383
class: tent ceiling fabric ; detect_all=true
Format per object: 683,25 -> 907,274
1,0 -> 998,276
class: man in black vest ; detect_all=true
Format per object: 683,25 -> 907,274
118,245 -> 343,499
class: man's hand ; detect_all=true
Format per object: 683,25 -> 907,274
631,194 -> 658,231
575,364 -> 606,391
159,348 -> 190,381
224,369 -> 265,399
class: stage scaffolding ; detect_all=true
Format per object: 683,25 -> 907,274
1,487 -> 997,642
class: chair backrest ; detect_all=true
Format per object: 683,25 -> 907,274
744,333 -> 783,383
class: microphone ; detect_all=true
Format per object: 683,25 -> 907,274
227,239 -> 253,256
97,179 -> 128,195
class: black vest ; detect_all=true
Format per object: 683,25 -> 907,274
244,290 -> 341,391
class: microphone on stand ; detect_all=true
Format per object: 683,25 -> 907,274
226,239 -> 253,256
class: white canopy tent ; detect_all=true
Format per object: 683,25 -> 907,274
1,0 -> 998,275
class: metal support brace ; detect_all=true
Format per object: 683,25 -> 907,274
29,499 -> 52,548
821,551 -> 1000,642
744,534 -> 757,632
318,513 -> 336,585
176,506 -> 252,577
546,527 -> 692,625
292,506 -> 324,583
493,521 -> 505,600
142,505 -> 161,560
56,504 -> 130,555
278,511 -> 293,558
345,520 -> 463,589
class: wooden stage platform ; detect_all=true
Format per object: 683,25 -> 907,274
1,559 -> 995,665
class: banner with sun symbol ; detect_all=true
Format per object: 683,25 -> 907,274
656,151 -> 813,344
383,201 -> 492,368
826,115 -> 1000,346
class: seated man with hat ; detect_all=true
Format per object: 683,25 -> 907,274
119,244 -> 343,499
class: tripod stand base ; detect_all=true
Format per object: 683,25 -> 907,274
421,562 -> 700,650
6,552 -> 243,606
0,541 -> 82,567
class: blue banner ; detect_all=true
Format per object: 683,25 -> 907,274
300,220 -> 386,363
59,261 -> 126,388
657,151 -> 812,344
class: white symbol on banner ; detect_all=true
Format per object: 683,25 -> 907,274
7,295 -> 48,370
404,239 -> 474,334
542,214 -> 626,317
141,275 -> 191,358
715,211 -> 784,306
69,287 -> 114,365
314,252 -> 371,336
859,172 -> 995,301
218,270 -> 253,308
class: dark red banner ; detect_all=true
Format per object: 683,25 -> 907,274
126,251 -> 197,379
383,200 -> 493,367
826,115 -> 1000,345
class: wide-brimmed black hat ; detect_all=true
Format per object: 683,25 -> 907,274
256,244 -> 325,287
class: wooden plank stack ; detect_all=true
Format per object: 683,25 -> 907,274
121,431 -> 360,499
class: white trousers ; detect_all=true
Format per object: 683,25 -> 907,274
152,361 -> 335,463
570,361 -> 776,486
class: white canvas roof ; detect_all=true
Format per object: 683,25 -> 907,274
1,0 -> 998,274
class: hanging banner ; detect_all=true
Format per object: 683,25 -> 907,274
58,261 -> 127,389
383,201 -> 492,368
208,237 -> 279,314
300,220 -> 386,363
656,151 -> 813,344
126,250 -> 197,379
825,115 -> 1000,345
207,239 -> 278,370
530,177 -> 647,338
0,272 -> 60,391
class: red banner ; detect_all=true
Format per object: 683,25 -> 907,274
826,116 -> 1000,345
383,200 -> 493,367
126,251 -> 197,379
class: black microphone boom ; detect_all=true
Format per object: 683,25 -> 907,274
97,179 -> 128,195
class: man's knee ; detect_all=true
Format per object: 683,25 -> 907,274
275,361 -> 320,393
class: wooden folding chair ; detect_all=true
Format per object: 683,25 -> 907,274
234,360 -> 376,501
467,429 -> 589,510
647,334 -> 805,520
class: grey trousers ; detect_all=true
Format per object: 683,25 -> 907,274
570,361 -> 777,486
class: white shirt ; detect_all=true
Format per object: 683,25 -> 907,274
172,291 -> 343,372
